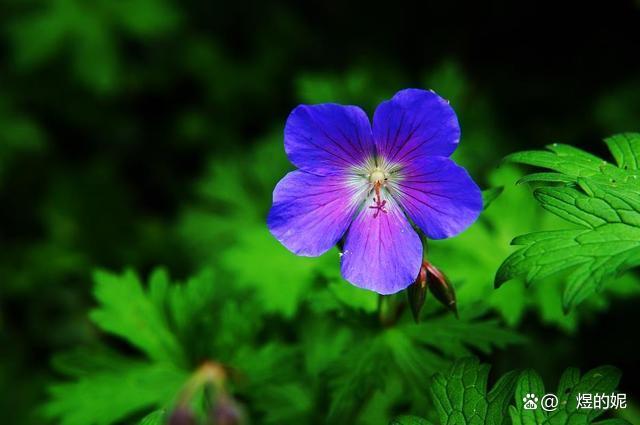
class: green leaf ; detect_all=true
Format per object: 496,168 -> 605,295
509,369 -> 547,425
44,270 -> 194,425
220,224 -> 338,316
89,269 -> 185,365
45,268 -> 279,425
509,365 -> 630,425
504,143 -> 604,179
327,332 -> 393,423
426,359 -> 630,425
401,316 -> 525,357
326,327 -> 441,423
325,315 -> 522,424
251,382 -> 313,425
606,133 -> 640,171
498,134 -> 640,310
430,357 -> 519,425
430,166 -> 640,332
138,409 -> 166,425
43,359 -> 186,425
517,173 -> 576,184
308,278 -> 379,314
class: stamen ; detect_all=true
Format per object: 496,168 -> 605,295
369,180 -> 388,218
369,199 -> 387,218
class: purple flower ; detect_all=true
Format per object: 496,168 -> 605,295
267,89 -> 482,294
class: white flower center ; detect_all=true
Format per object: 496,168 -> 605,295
368,168 -> 387,184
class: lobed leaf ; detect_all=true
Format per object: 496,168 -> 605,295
90,269 -> 185,365
421,358 -> 630,425
44,360 -> 186,425
431,165 -> 640,331
45,268 -> 278,425
138,410 -> 166,425
509,365 -> 628,425
498,134 -> 640,310
430,357 -> 519,425
326,315 -> 523,424
505,143 -> 604,179
605,133 -> 640,171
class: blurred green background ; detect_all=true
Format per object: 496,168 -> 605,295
1,1 -> 640,424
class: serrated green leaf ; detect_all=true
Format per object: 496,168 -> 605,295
44,360 -> 186,425
556,366 -> 622,423
45,268 -> 278,425
325,313 -> 522,424
517,173 -> 576,184
606,133 -> 640,171
89,269 -> 185,365
509,369 -> 547,425
401,316 -> 525,357
231,344 -> 306,425
308,278 -> 379,315
403,359 -> 631,425
505,143 -> 604,178
429,165 -> 640,331
509,365 -> 629,425
486,370 -> 521,424
327,333 -> 391,423
430,357 -> 519,425
51,347 -> 141,378
220,224 -> 337,316
499,134 -> 640,309
250,383 -> 313,425
138,410 -> 166,425
533,187 -> 614,228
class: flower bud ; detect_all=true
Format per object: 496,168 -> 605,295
209,394 -> 243,425
168,406 -> 197,425
407,263 -> 428,323
424,262 -> 458,318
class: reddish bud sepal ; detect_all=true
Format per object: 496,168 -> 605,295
209,394 -> 244,425
168,406 -> 197,425
424,262 -> 458,318
407,261 -> 458,322
407,264 -> 428,323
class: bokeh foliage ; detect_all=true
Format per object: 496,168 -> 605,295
1,0 -> 640,424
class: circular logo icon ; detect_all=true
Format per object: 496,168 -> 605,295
541,394 -> 559,412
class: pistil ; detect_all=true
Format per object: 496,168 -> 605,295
369,180 -> 388,218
